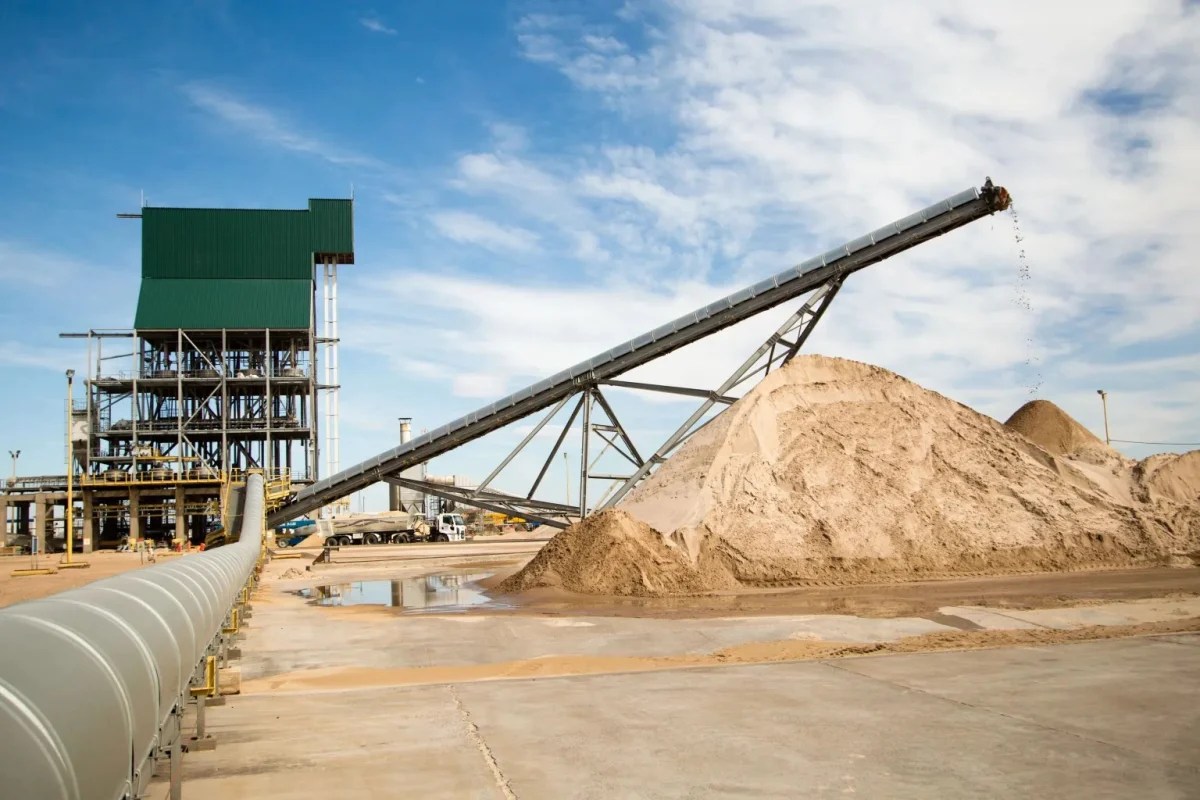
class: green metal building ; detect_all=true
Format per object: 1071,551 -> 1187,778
74,198 -> 353,547
134,199 -> 352,329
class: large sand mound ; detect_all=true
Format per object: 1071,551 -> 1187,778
1004,399 -> 1116,463
502,356 -> 1199,597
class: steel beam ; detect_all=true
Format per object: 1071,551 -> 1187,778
602,379 -> 737,405
474,394 -> 571,497
590,388 -> 645,467
527,394 -> 583,500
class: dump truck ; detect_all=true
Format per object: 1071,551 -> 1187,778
317,513 -> 467,546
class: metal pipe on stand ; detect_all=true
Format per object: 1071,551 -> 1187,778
0,473 -> 267,799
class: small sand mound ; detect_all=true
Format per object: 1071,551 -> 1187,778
500,510 -> 726,596
503,356 -> 1199,597
1004,399 -> 1116,463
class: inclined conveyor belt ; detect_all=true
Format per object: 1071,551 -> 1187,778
270,179 -> 1010,526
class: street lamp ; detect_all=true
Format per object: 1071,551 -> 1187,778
6,450 -> 16,546
1097,389 -> 1111,445
563,451 -> 571,506
62,369 -> 88,569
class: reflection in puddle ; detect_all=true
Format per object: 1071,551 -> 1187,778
298,572 -> 509,613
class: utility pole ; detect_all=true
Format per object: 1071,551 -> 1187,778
62,369 -> 88,569
563,451 -> 571,506
1097,389 -> 1111,445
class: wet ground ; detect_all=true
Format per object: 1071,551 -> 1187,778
295,544 -> 1200,621
486,565 -> 1200,619
296,572 -> 511,613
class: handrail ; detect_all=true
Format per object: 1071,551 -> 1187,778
0,474 -> 265,799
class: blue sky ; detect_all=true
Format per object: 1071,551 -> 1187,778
1,1 -> 1198,509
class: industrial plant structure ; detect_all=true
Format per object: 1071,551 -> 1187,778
2,197 -> 354,553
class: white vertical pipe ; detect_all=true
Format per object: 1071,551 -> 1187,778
330,264 -> 340,479
321,262 -> 331,487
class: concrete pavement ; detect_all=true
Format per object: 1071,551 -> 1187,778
173,635 -> 1200,798
148,556 -> 1200,798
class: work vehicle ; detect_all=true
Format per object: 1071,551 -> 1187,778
481,511 -> 531,529
319,513 -> 467,546
274,518 -> 316,547
427,513 -> 467,542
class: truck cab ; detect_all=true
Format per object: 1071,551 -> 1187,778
430,513 -> 467,542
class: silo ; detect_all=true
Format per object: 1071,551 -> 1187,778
388,418 -> 427,515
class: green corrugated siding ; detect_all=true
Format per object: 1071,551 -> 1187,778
308,199 -> 354,256
141,199 -> 354,280
134,278 -> 311,329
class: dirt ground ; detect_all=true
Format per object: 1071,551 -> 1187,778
0,550 -> 162,608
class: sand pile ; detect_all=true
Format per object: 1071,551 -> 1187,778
1004,399 -> 1116,463
502,356 -> 1199,597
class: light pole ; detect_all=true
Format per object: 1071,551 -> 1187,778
1097,389 -> 1111,445
563,451 -> 571,506
5,450 -> 16,546
62,369 -> 88,568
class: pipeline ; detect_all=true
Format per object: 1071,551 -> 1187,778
0,473 -> 266,800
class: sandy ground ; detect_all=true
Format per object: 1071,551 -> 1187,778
0,550 -> 168,608
243,615 -> 1200,694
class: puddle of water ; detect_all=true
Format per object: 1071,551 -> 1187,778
297,572 -> 511,613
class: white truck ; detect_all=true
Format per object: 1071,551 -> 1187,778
318,513 -> 467,547
425,513 -> 467,542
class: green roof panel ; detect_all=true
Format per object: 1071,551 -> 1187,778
134,278 -> 312,330
141,198 -> 354,280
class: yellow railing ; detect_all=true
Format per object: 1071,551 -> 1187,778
79,465 -> 298,517
81,470 -> 224,487
81,466 -> 298,489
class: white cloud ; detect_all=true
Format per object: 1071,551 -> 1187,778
182,82 -> 382,169
488,122 -> 529,152
430,211 -> 540,253
453,372 -> 509,398
359,17 -> 397,35
338,1 -> 1199,491
0,340 -> 85,371
0,241 -> 82,288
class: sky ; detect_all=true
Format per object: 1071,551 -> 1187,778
1,0 -> 1198,511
